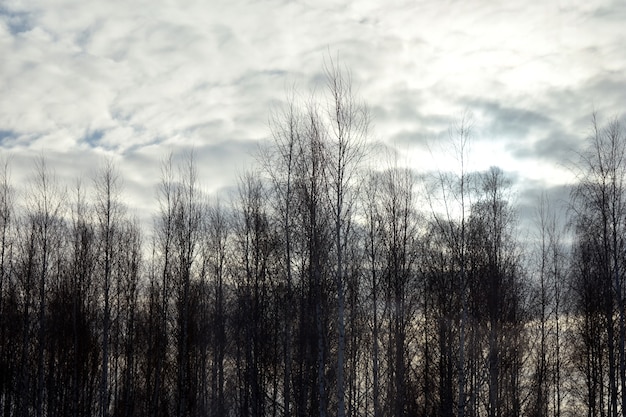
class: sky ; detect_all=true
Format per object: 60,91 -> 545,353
1,0 -> 626,232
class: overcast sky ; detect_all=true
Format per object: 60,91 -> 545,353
2,0 -> 626,231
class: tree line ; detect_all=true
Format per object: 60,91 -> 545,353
1,62 -> 626,417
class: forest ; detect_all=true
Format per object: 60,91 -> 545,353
0,63 -> 625,417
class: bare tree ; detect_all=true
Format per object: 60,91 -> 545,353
173,151 -> 203,417
67,179 -> 97,417
379,164 -> 418,417
8,156 -> 68,417
363,170 -> 383,417
426,114 -> 474,417
114,218 -> 142,417
266,90 -> 301,417
93,159 -> 124,417
0,157 -> 16,417
151,153 -> 179,417
299,99 -> 332,417
0,157 -> 12,322
467,167 -> 526,417
232,172 -> 276,417
205,200 -> 229,417
571,114 -> 626,417
323,56 -> 369,417
529,194 -> 568,417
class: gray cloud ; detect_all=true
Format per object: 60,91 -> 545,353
0,130 -> 16,146
465,100 -> 553,141
0,6 -> 33,35
512,130 -> 581,167
515,180 -> 575,240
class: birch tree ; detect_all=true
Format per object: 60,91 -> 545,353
324,58 -> 369,417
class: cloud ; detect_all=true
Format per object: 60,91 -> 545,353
0,6 -> 33,35
1,0 -> 626,241
465,100 -> 553,140
512,129 -> 580,168
515,180 -> 574,242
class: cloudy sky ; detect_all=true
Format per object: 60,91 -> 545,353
1,0 -> 626,230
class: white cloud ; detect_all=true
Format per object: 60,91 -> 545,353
1,0 -> 625,229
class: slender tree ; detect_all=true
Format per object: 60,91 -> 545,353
25,157 -> 66,417
267,91 -> 301,417
426,114 -> 474,417
173,152 -> 203,417
380,164 -> 418,417
0,158 -> 14,417
363,170 -> 383,417
571,114 -> 626,417
323,57 -> 369,417
93,159 -> 124,417
206,201 -> 229,417
233,172 -> 275,417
